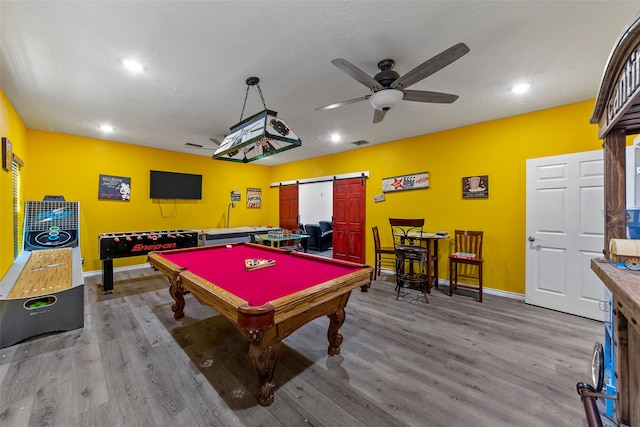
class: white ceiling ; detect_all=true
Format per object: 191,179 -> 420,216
1,1 -> 638,166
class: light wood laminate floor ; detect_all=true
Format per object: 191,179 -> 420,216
0,268 -> 601,426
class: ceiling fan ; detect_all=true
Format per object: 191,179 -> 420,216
316,42 -> 470,123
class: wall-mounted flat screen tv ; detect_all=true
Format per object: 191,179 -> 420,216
149,170 -> 202,200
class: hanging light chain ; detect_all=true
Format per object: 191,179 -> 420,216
255,83 -> 267,110
239,84 -> 251,122
239,77 -> 268,122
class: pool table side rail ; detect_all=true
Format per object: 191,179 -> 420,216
147,252 -> 183,281
181,265 -> 371,351
148,249 -> 372,326
147,242 -> 373,308
286,248 -> 370,268
267,268 -> 372,323
148,252 -> 250,318
261,292 -> 352,348
176,264 -> 371,325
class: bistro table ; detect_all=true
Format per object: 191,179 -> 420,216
404,231 -> 449,290
256,233 -> 310,252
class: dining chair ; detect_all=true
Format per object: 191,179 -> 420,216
449,230 -> 484,302
372,226 -> 395,280
389,218 -> 430,301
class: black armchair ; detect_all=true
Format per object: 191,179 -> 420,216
319,221 -> 332,233
304,223 -> 332,251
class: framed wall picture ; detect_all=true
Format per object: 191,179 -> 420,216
2,137 -> 12,171
246,187 -> 262,208
462,175 -> 489,199
99,174 -> 131,201
382,171 -> 429,193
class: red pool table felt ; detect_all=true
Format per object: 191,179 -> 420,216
154,244 -> 361,306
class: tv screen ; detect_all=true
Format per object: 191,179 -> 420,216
149,170 -> 202,200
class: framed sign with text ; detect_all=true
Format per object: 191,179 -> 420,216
382,171 -> 429,193
99,174 -> 131,201
246,187 -> 262,208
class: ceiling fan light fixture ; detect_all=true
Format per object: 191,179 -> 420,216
369,89 -> 403,111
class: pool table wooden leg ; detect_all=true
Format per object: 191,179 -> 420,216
327,308 -> 346,356
168,273 -> 185,320
248,341 -> 283,406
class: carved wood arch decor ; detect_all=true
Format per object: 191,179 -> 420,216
591,11 -> 640,251
591,12 -> 640,137
587,10 -> 640,427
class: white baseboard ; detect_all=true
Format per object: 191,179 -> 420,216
377,268 -> 525,301
83,262 -> 150,278
87,265 -> 526,301
474,285 -> 524,301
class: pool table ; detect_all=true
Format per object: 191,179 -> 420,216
147,242 -> 372,406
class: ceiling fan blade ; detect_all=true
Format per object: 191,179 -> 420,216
316,95 -> 370,111
373,108 -> 386,124
186,141 -> 218,150
403,90 -> 459,104
391,43 -> 470,90
331,58 -> 383,91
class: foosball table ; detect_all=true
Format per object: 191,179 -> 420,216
98,229 -> 199,293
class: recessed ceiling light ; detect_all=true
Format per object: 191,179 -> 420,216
512,83 -> 530,94
122,59 -> 144,72
100,124 -> 114,133
330,133 -> 341,142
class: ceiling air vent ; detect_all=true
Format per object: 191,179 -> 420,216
351,140 -> 370,146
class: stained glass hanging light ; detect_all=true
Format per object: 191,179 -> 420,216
212,77 -> 301,163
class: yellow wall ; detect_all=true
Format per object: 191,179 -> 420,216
1,91 -> 631,295
269,100 -> 605,295
0,90 -> 27,277
24,130 -> 273,272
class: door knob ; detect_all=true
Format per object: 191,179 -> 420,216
528,236 -> 538,242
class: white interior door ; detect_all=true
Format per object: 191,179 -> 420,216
525,150 -> 605,321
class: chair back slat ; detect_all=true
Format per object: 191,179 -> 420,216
389,218 -> 424,227
372,226 -> 382,251
449,230 -> 484,302
453,230 -> 483,275
454,230 -> 483,257
389,218 -> 425,249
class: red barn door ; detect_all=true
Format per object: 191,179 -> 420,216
333,178 -> 365,263
279,184 -> 299,230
